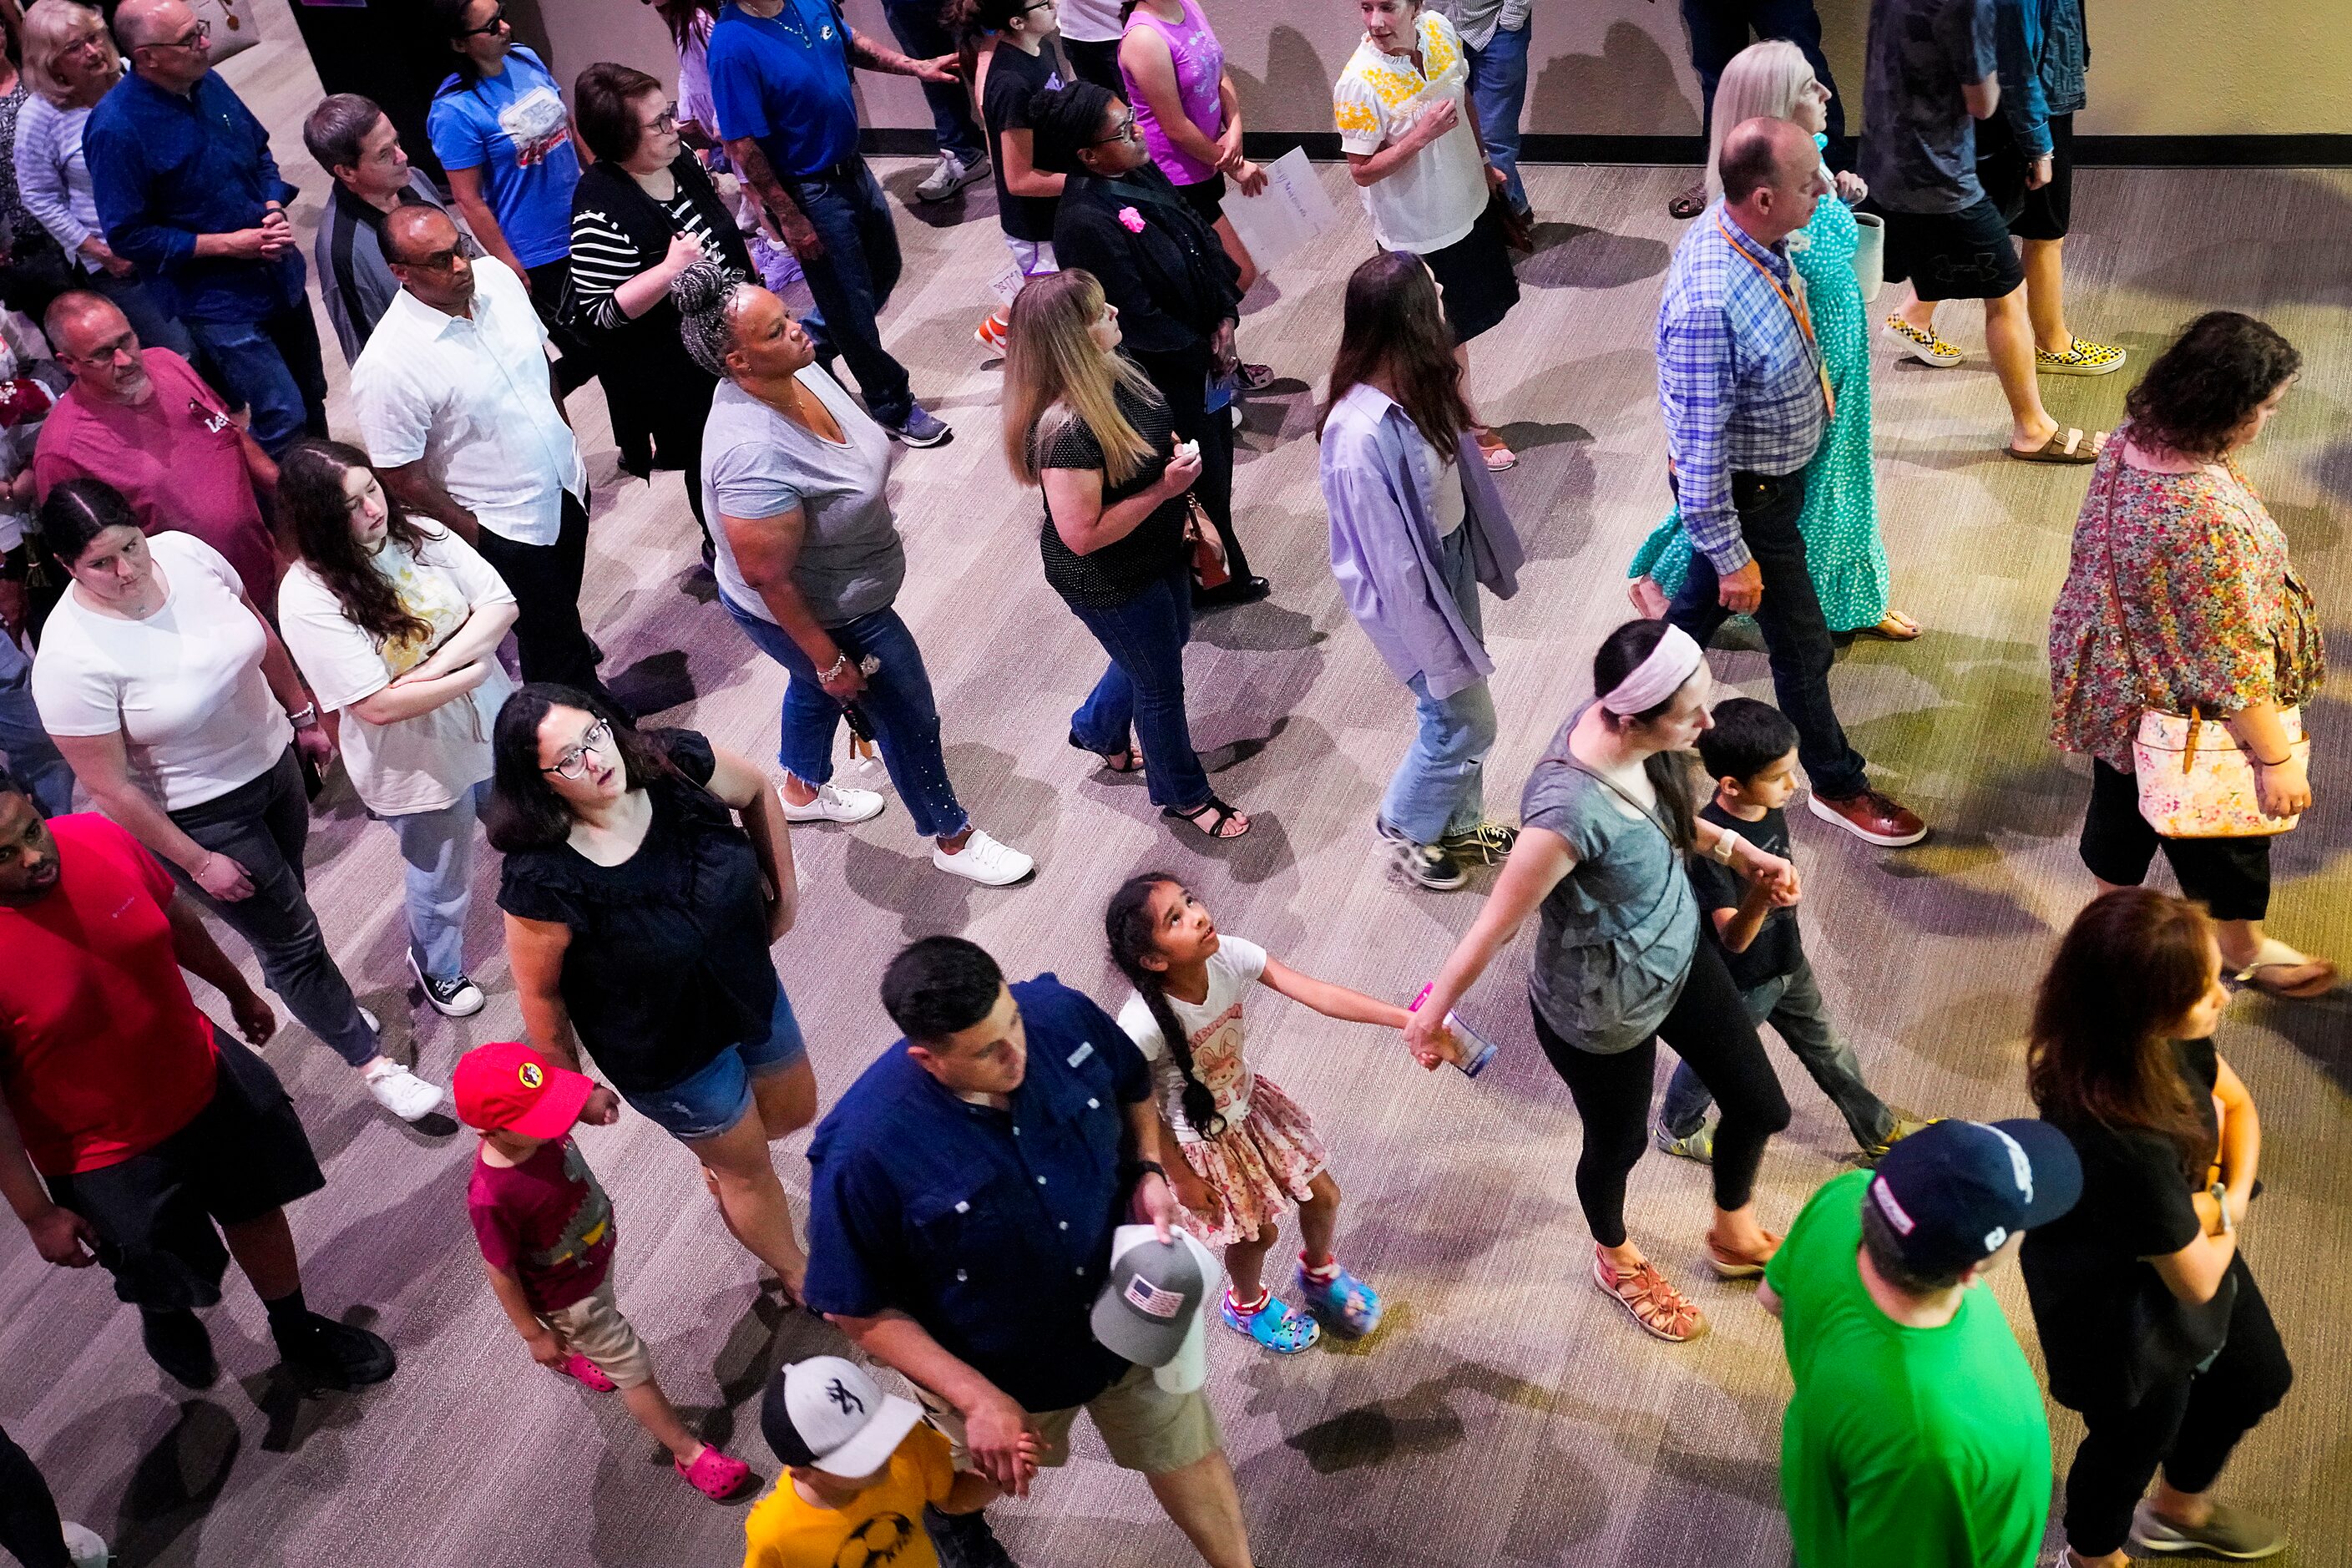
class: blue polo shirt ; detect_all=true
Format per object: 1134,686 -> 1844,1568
804,976 -> 1149,1414
85,69 -> 303,324
707,0 -> 862,179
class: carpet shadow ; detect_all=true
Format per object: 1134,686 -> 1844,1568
878,166 -> 991,230
609,649 -> 699,718
111,1399 -> 241,1568
1187,599 -> 1328,653
1516,223 -> 1673,291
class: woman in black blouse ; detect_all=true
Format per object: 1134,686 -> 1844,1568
569,62 -> 752,555
2021,889 -> 2291,1566
1029,79 -> 1266,609
1003,268 -> 1249,840
488,683 -> 817,1296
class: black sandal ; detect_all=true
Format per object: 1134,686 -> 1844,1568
1068,731 -> 1142,773
1164,795 -> 1250,839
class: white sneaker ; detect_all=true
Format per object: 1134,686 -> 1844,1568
914,151 -> 989,201
778,781 -> 886,825
933,829 -> 1034,887
63,1522 -> 110,1567
362,1060 -> 447,1123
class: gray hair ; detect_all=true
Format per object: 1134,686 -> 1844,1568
303,93 -> 387,178
672,260 -> 759,379
22,0 -> 118,104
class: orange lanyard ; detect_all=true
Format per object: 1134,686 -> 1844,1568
1717,215 -> 1834,422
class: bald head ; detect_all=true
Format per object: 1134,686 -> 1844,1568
1717,116 -> 1827,244
384,205 -> 476,313
116,0 -> 207,86
46,291 -> 150,404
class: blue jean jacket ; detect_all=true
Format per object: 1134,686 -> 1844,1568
2040,0 -> 2088,116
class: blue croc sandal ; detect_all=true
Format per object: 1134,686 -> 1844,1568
1296,1266 -> 1384,1338
1220,1292 -> 1320,1354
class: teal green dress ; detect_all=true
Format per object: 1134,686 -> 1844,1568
1630,144 -> 1890,633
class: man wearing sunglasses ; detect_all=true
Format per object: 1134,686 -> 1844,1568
84,0 -> 328,460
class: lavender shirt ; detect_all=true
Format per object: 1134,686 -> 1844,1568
1318,381 -> 1524,701
1122,0 -> 1223,188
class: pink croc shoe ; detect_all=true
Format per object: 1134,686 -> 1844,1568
558,1353 -> 618,1392
675,1445 -> 756,1501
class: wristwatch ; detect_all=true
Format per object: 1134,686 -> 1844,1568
1122,1159 -> 1168,1192
1711,829 -> 1745,865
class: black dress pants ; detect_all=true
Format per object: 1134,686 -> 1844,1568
1134,343 -> 1252,584
0,1425 -> 71,1568
472,490 -> 610,701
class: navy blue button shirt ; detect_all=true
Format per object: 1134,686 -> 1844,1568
805,975 -> 1149,1413
87,69 -> 304,325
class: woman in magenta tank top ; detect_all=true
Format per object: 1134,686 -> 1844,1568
1119,0 -> 1272,321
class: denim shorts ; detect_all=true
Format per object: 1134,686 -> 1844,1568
621,984 -> 807,1144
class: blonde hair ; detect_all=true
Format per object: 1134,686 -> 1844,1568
1704,41 -> 1813,200
22,0 -> 119,104
1002,270 -> 1161,488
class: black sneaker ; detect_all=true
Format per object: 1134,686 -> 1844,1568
1393,839 -> 1467,891
275,1313 -> 397,1392
407,952 -> 485,1018
926,1504 -> 1020,1568
1438,821 -> 1520,865
140,1307 -> 219,1388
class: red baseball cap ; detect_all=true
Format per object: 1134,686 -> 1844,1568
453,1041 -> 595,1138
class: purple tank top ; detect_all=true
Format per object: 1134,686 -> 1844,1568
1121,0 -> 1223,187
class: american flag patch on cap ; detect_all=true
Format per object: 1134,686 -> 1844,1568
1123,1272 -> 1185,1319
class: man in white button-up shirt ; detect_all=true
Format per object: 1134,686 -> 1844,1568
352,205 -> 605,697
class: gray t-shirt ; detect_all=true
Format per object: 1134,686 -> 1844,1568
701,369 -> 905,628
1861,0 -> 1999,215
1519,708 -> 1700,1055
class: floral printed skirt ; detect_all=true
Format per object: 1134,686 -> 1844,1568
1170,1073 -> 1328,1247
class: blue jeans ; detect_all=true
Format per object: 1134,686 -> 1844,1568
1658,953 -> 1895,1150
623,984 -> 807,1144
1379,525 -> 1497,843
1465,18 -> 1532,216
384,779 -> 488,984
784,159 -> 913,427
0,667 -> 73,817
1068,562 -> 1211,813
721,596 -> 971,842
181,303 -> 328,458
882,0 -> 986,166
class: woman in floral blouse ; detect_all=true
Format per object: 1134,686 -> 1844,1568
2048,311 -> 2329,998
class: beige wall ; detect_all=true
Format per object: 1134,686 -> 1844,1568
528,0 -> 2352,140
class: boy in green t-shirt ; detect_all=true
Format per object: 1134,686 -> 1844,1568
1761,1119 -> 2083,1567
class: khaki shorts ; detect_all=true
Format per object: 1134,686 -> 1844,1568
542,1277 -> 654,1389
918,1364 -> 1219,1477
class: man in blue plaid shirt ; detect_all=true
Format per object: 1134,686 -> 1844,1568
1656,118 -> 1927,848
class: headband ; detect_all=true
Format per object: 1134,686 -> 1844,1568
1598,624 -> 1703,716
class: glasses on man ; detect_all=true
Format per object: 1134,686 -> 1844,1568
1089,112 -> 1137,147
143,18 -> 208,51
460,6 -> 508,38
66,333 -> 139,367
541,721 -> 612,781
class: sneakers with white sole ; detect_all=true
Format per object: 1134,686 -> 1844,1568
407,952 -> 485,1018
779,781 -> 886,825
933,829 -> 1034,887
914,151 -> 989,202
362,1059 -> 447,1122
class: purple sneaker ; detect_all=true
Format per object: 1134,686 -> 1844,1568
1296,1265 -> 1383,1338
1219,1291 -> 1319,1354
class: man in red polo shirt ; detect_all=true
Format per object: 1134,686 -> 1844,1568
0,768 -> 395,1392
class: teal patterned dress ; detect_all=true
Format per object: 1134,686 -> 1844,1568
1629,144 -> 1889,632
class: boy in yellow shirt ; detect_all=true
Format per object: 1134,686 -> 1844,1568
745,1357 -> 1004,1568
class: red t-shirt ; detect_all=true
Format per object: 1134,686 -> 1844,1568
33,349 -> 281,612
467,1137 -> 617,1313
0,814 -> 220,1175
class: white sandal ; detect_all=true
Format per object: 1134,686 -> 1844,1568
2233,938 -> 2336,999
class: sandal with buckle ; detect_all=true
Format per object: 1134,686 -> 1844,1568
1165,794 -> 1251,839
1068,730 -> 1142,774
1591,1247 -> 1707,1342
2234,937 -> 2338,999
2007,427 -> 2106,464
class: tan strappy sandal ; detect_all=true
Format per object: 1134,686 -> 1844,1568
1592,1247 -> 1708,1342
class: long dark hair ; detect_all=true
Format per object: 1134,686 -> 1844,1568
1591,620 -> 1700,851
649,0 -> 716,51
2123,311 -> 2301,461
1105,873 -> 1223,1136
281,438 -> 437,650
2027,888 -> 2215,1180
484,683 -> 677,853
1319,250 -> 1473,457
36,476 -> 138,570
432,0 -> 498,91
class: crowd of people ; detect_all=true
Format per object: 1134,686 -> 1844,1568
0,0 -> 2325,1566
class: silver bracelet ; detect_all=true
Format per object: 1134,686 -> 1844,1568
818,651 -> 848,681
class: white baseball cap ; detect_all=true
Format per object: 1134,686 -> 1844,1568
760,1356 -> 924,1478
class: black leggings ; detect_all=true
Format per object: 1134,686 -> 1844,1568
1532,943 -> 1791,1247
0,1425 -> 71,1568
2061,1265 -> 2294,1557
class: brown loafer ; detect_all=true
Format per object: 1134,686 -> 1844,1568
1808,788 -> 1928,847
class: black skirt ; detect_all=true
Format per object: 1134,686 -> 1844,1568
1422,199 -> 1520,344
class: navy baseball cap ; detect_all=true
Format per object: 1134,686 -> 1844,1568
1867,1119 -> 2083,1276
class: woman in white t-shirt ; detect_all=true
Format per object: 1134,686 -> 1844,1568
1333,0 -> 1522,471
1107,872 -> 1439,1357
276,439 -> 518,1021
30,479 -> 447,1124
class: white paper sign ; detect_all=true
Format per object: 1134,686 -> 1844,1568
1221,147 -> 1340,275
988,259 -> 1028,306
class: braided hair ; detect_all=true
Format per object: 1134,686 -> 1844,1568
1105,873 -> 1223,1136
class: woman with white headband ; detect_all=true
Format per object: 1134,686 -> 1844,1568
1406,619 -> 1798,1343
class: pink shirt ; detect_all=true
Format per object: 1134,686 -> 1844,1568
33,348 -> 279,612
1121,0 -> 1224,187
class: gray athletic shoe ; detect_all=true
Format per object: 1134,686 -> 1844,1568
2130,1500 -> 2286,1560
1654,1120 -> 1715,1164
